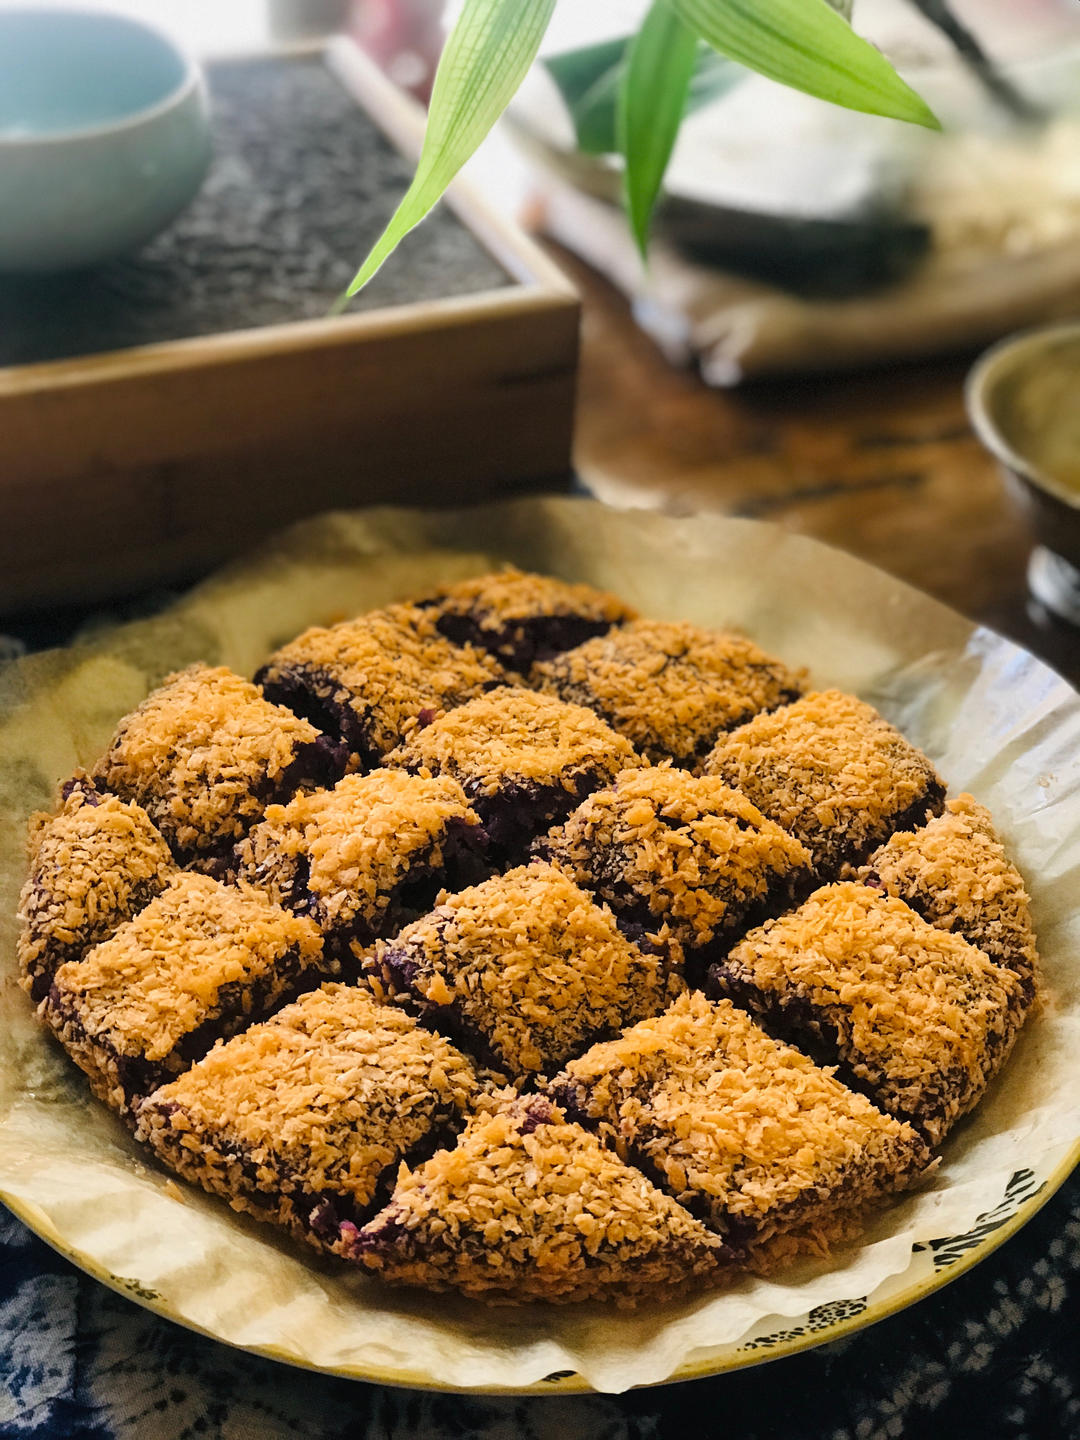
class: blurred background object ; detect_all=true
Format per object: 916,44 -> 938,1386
506,0 -> 1080,384
967,323 -> 1080,627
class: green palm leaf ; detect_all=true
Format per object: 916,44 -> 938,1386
619,3 -> 699,256
670,0 -> 940,127
346,0 -> 556,295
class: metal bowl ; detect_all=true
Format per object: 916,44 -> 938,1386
966,322 -> 1080,627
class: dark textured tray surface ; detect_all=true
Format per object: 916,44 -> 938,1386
0,54 -> 511,368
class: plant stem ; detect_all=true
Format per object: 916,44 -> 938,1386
906,0 -> 1043,121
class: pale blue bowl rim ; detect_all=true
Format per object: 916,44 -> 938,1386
0,4 -> 203,148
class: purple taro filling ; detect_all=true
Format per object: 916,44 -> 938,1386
458,774 -> 609,867
256,665 -> 383,769
240,816 -> 490,972
48,946 -> 325,1115
433,612 -> 616,674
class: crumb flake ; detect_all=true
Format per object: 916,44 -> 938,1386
553,990 -> 931,1249
352,1093 -> 727,1304
705,690 -> 946,874
711,881 -> 1028,1144
136,982 -> 478,1250
370,861 -> 680,1077
532,619 -> 805,769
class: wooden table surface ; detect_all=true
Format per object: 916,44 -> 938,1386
557,245 -> 1080,688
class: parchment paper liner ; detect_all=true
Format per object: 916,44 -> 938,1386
1,499 -> 1077,1394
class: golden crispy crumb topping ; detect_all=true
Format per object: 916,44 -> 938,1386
258,604 -> 506,759
705,690 -> 944,870
532,620 -> 805,767
555,991 -> 929,1235
17,778 -> 176,993
370,862 -> 679,1076
386,686 -> 636,796
421,568 -> 635,627
356,1094 -> 724,1304
48,873 -> 324,1061
542,767 -> 813,948
137,984 -> 477,1211
863,794 -> 1038,988
236,770 -> 480,932
92,664 -> 324,856
723,882 -> 1026,1142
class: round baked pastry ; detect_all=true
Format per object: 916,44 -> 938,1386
18,576 -> 1038,1307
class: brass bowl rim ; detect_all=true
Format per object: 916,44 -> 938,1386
965,321 -> 1080,514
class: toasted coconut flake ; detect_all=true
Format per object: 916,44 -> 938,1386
353,1093 -> 727,1304
371,862 -> 680,1077
705,690 -> 945,874
712,881 -> 1028,1144
554,991 -> 931,1248
44,873 -> 327,1114
862,794 -> 1038,1000
539,767 -> 813,953
532,620 -> 804,769
256,604 -> 506,766
136,983 -> 477,1250
18,775 -> 176,1003
92,664 -> 341,862
416,567 -> 636,670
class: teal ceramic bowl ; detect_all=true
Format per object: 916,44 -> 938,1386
0,6 -> 211,272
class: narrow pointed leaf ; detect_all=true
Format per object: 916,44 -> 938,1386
670,0 -> 940,128
619,3 -> 699,256
347,0 -> 557,295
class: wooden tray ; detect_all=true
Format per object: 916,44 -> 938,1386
0,40 -> 579,611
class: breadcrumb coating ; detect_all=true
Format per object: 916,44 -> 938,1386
712,882 -> 1027,1144
385,686 -> 636,855
44,873 -> 326,1114
539,767 -> 813,954
18,775 -> 176,1003
417,568 -> 636,670
92,664 -> 341,863
705,690 -> 946,873
136,983 -> 477,1250
235,770 -> 486,956
352,1093 -> 727,1305
862,794 -> 1038,1000
553,991 -> 931,1249
369,862 -> 679,1077
389,687 -> 636,797
256,604 -> 506,767
532,620 -> 805,769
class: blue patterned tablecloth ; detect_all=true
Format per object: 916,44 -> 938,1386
2,1168 -> 1078,1440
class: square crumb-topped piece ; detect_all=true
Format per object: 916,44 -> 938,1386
553,991 -> 931,1252
863,794 -> 1039,1003
235,770 -> 488,964
92,664 -> 345,866
709,882 -> 1027,1145
18,776 -> 176,1004
43,873 -> 326,1116
255,604 -> 506,769
368,862 -> 679,1078
385,686 -> 637,858
531,620 -> 805,770
537,767 -> 814,961
136,983 -> 478,1254
351,1094 -> 727,1306
705,690 -> 946,874
416,567 -> 637,671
